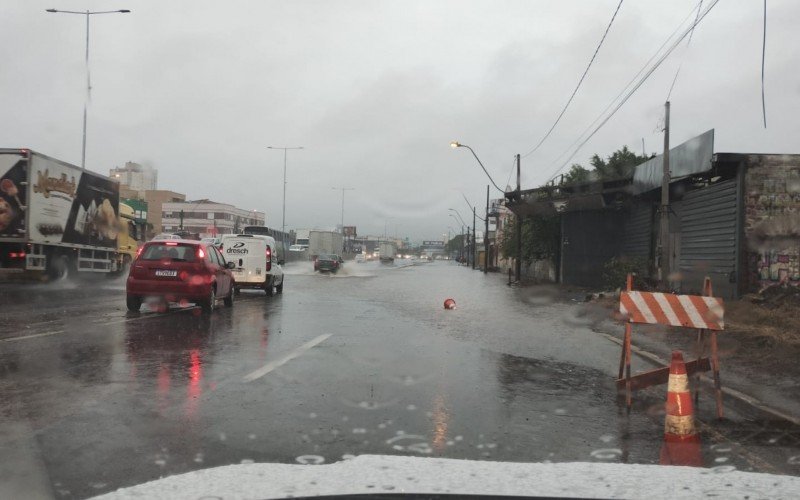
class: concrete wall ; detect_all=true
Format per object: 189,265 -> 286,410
743,155 -> 800,290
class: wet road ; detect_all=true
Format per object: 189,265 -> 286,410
1,260 -> 799,499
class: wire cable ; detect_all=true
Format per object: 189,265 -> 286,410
545,0 -> 720,182
761,0 -> 767,128
666,0 -> 703,101
546,0 -> 703,172
521,0 -> 624,159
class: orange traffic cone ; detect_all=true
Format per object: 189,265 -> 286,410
443,298 -> 456,310
659,350 -> 703,466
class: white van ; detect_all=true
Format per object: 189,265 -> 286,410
220,234 -> 284,296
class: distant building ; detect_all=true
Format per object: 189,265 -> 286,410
110,162 -> 157,192
118,187 -> 185,238
161,200 -> 265,238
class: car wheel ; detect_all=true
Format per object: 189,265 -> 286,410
126,294 -> 142,312
224,283 -> 234,307
202,286 -> 216,313
276,277 -> 284,294
234,287 -> 241,295
265,279 -> 274,297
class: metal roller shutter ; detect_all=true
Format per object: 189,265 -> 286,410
678,179 -> 738,298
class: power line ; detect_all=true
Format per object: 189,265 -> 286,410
545,0 -> 720,182
761,0 -> 767,128
545,0 -> 704,173
666,0 -> 703,101
521,0 -> 624,159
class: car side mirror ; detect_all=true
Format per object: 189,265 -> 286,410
226,261 -> 236,269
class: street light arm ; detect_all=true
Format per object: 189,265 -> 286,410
46,9 -> 131,14
462,144 -> 505,194
451,142 -> 505,194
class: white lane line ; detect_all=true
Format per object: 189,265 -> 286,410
243,334 -> 332,383
1,330 -> 64,343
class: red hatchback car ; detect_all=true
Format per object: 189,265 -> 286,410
126,240 -> 235,313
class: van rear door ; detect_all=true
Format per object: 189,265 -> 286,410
222,236 -> 267,285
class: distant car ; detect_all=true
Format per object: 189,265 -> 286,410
314,254 -> 341,273
355,254 -> 366,263
151,233 -> 182,241
289,244 -> 307,252
126,240 -> 235,313
220,234 -> 284,296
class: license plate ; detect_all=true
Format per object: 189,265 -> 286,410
155,269 -> 177,277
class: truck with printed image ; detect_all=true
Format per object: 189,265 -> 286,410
0,148 -> 129,281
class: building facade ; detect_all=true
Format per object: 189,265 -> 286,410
161,200 -> 265,238
110,162 -> 157,192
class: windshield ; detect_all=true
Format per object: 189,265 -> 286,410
140,243 -> 198,262
1,1 -> 799,499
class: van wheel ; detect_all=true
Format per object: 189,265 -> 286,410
224,284 -> 234,307
202,286 -> 216,313
48,255 -> 71,281
265,280 -> 274,296
276,278 -> 284,294
126,295 -> 142,312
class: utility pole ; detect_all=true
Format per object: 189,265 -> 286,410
659,101 -> 671,287
465,227 -> 470,266
179,209 -> 184,231
484,185 -> 489,274
472,207 -> 477,270
460,226 -> 464,263
515,153 -> 522,282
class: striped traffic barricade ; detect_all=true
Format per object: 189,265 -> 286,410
617,273 -> 724,418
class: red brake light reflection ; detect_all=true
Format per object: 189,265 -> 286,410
136,247 -> 143,258
197,247 -> 205,259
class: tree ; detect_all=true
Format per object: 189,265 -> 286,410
500,214 -> 559,264
563,164 -> 591,184
445,234 -> 465,253
590,146 -> 650,181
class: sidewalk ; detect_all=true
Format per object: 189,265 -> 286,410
512,278 -> 800,423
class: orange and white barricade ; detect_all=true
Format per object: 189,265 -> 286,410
617,274 -> 724,418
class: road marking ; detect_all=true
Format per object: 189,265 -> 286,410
1,330 -> 64,343
243,334 -> 332,382
597,331 -> 800,426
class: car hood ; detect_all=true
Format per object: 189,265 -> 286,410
91,454 -> 799,499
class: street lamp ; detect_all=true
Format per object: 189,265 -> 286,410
46,8 -> 131,170
267,146 -> 304,255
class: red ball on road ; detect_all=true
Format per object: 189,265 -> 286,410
443,298 -> 456,310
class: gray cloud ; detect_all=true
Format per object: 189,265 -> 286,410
1,0 -> 797,240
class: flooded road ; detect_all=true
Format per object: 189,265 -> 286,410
1,260 -> 798,498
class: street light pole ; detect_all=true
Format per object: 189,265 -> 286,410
267,146 -> 304,255
332,187 -> 355,232
46,8 -> 131,170
484,185 -> 489,274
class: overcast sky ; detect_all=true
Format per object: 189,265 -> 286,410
1,1 -> 797,241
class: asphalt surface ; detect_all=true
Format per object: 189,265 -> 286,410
1,260 -> 799,499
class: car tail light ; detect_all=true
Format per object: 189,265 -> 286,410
9,252 -> 26,259
135,246 -> 144,258
197,247 -> 205,259
265,246 -> 272,271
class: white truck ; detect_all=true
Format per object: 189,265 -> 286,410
308,230 -> 344,258
0,148 -> 123,281
379,241 -> 396,263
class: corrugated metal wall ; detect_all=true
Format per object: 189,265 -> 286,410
621,203 -> 653,260
561,210 -> 623,288
678,179 -> 739,298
